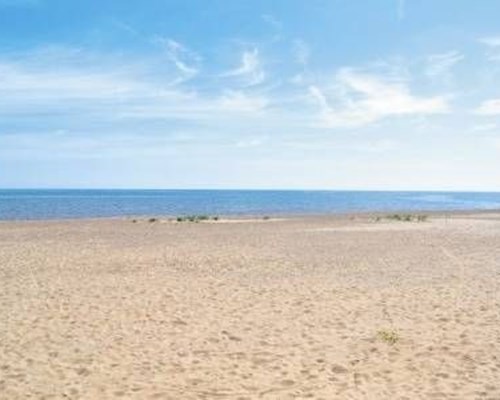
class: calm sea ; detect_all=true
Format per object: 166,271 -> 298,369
0,189 -> 499,220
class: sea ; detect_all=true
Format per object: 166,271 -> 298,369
0,189 -> 499,220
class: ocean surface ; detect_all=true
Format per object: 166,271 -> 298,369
0,189 -> 499,220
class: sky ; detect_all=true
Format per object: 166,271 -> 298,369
1,0 -> 500,190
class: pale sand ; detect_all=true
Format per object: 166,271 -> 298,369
1,213 -> 500,399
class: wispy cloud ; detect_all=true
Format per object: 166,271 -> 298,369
0,61 -> 143,102
111,19 -> 140,37
235,137 -> 266,148
222,48 -> 265,86
479,36 -> 500,47
283,138 -> 398,153
309,68 -> 449,128
471,123 -> 497,132
478,36 -> 500,61
474,99 -> 500,115
0,47 -> 270,126
425,50 -> 464,79
217,90 -> 269,112
157,38 -> 201,84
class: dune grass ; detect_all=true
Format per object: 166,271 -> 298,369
377,329 -> 400,345
375,214 -> 428,223
176,215 -> 219,223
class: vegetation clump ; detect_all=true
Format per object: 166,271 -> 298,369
375,214 -> 428,223
176,215 -> 219,223
377,329 -> 399,345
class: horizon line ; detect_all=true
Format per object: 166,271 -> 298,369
2,187 -> 500,193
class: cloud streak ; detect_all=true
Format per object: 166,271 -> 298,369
478,36 -> 500,61
222,48 -> 265,86
474,99 -> 500,115
0,46 -> 276,142
425,51 -> 464,78
309,69 -> 449,128
160,38 -> 201,84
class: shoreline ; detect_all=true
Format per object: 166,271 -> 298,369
1,207 -> 499,224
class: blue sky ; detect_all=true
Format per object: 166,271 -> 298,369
1,0 -> 500,190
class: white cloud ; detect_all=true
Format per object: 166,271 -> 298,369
160,38 -> 201,84
471,123 -> 497,132
0,49 -> 269,125
0,62 -> 143,101
425,51 -> 464,78
283,138 -> 398,153
474,99 -> 500,115
478,36 -> 500,61
479,36 -> 500,47
309,69 -> 449,128
357,139 -> 398,153
222,48 -> 265,86
290,74 -> 305,85
235,138 -> 266,148
217,91 -> 268,112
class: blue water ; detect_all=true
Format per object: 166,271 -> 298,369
0,189 -> 499,220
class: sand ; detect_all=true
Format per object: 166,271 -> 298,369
1,213 -> 500,399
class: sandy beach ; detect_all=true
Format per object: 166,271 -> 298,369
1,212 -> 500,399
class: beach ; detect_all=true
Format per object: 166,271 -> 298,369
1,212 -> 500,399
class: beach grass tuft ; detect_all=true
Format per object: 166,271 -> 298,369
176,215 -> 218,223
377,329 -> 399,345
376,214 -> 429,223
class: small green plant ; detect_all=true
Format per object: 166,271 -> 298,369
263,216 -> 270,220
385,214 -> 428,223
148,218 -> 158,223
131,219 -> 137,223
176,215 -> 217,223
377,329 -> 399,345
